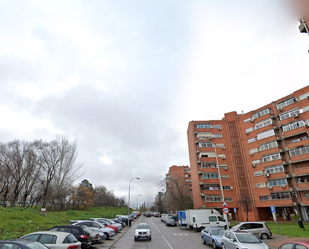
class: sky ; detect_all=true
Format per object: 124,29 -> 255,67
0,0 -> 309,208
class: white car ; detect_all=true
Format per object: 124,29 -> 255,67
71,220 -> 115,240
20,231 -> 81,249
134,223 -> 152,241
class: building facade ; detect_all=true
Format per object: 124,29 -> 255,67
165,165 -> 192,212
187,85 -> 309,222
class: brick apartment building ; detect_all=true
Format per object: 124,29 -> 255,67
165,165 -> 192,212
187,85 -> 309,222
166,165 -> 192,192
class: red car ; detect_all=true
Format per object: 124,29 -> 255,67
278,241 -> 309,249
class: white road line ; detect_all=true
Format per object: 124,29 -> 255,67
150,219 -> 161,233
162,235 -> 174,249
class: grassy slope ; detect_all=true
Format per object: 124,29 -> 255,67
0,206 -> 128,240
2,207 -> 309,240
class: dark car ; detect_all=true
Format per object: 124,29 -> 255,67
0,239 -> 48,249
48,225 -> 92,249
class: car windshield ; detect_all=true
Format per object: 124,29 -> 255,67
136,224 -> 149,229
212,229 -> 225,236
236,234 -> 262,243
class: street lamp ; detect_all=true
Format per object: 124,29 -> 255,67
137,194 -> 141,210
128,177 -> 140,226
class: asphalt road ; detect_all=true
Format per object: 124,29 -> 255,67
91,216 -> 300,249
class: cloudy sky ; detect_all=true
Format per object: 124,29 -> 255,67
1,0 -> 309,208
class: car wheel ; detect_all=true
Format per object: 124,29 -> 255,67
222,243 -> 226,249
201,236 -> 206,244
149,236 -> 151,241
212,240 -> 217,249
104,233 -> 109,240
261,233 -> 269,239
134,237 -> 137,241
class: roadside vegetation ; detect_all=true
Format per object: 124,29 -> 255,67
2,206 -> 309,240
0,206 -> 128,240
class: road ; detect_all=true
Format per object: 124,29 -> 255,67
108,216 -> 211,249
91,216 -> 289,249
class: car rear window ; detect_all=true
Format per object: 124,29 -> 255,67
38,234 -> 57,244
63,234 -> 78,243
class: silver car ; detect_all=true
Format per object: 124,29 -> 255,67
231,222 -> 272,239
134,223 -> 152,241
165,218 -> 177,227
222,231 -> 268,249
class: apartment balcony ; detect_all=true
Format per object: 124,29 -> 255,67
297,182 -> 309,191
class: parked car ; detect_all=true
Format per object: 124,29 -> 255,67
20,231 -> 81,249
165,218 -> 177,227
71,220 -> 115,240
90,218 -> 118,232
163,214 -> 174,223
222,231 -> 268,249
112,219 -> 125,228
94,218 -> 123,231
201,227 -> 225,249
231,222 -> 272,239
0,239 -> 48,249
278,240 -> 309,249
134,223 -> 152,241
160,214 -> 168,222
117,216 -> 131,226
48,225 -> 97,248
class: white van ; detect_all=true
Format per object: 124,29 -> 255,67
185,209 -> 229,231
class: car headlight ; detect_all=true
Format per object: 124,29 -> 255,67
217,239 -> 222,243
147,231 -> 150,234
135,232 -> 139,235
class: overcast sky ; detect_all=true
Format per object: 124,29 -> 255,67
1,0 -> 309,208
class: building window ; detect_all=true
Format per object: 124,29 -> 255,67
202,173 -> 218,179
252,108 -> 271,119
221,175 -> 229,179
254,171 -> 264,177
250,148 -> 258,155
196,123 -> 212,129
282,120 -> 305,132
255,119 -> 272,130
262,153 -> 281,162
214,133 -> 223,138
268,178 -> 288,187
259,196 -> 268,201
213,125 -> 222,129
257,182 -> 266,188
222,186 -> 232,190
277,97 -> 296,110
257,129 -> 276,140
204,196 -> 222,202
279,108 -> 300,121
200,162 -> 217,168
270,192 -> 291,200
265,165 -> 284,174
289,145 -> 309,156
198,142 -> 213,148
248,138 -> 256,143
244,118 -> 251,123
259,141 -> 278,151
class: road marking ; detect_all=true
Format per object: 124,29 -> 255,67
172,233 -> 188,236
150,219 -> 161,233
162,235 -> 174,249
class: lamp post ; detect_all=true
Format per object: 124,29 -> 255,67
128,177 -> 140,226
137,194 -> 141,210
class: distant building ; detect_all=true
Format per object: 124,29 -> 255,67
165,165 -> 192,212
187,85 -> 309,222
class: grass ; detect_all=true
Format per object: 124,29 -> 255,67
0,206 -> 129,240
